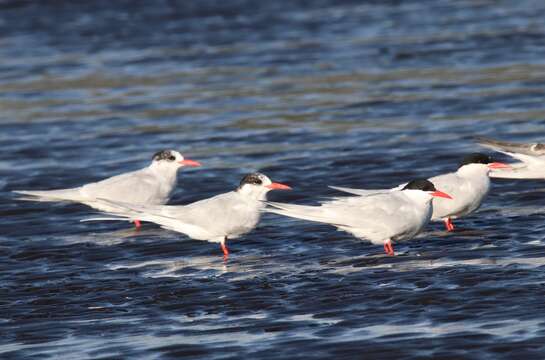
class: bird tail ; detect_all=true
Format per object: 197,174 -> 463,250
88,198 -> 208,237
13,188 -> 83,202
265,201 -> 347,227
328,186 -> 379,196
91,198 -> 167,220
328,185 -> 401,196
86,198 -> 188,232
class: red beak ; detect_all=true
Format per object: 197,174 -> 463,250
266,182 -> 292,190
488,162 -> 511,169
179,159 -> 201,167
431,190 -> 453,199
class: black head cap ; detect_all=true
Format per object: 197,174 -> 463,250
459,153 -> 493,167
239,172 -> 264,187
402,179 -> 437,192
152,150 -> 176,162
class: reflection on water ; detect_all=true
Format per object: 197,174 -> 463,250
107,256 -> 231,278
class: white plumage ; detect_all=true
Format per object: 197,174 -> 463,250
328,153 -> 509,231
476,136 -> 545,179
267,179 -> 451,256
84,173 -> 291,257
13,150 -> 201,227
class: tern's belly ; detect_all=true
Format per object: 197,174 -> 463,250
432,188 -> 487,219
228,213 -> 261,238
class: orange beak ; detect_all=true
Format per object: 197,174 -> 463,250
431,190 -> 453,199
266,182 -> 292,190
488,162 -> 511,169
179,159 -> 201,167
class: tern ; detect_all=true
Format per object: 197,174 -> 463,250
266,179 -> 452,256
85,172 -> 291,258
14,150 -> 201,228
427,153 -> 510,231
476,136 -> 545,179
330,153 -> 510,232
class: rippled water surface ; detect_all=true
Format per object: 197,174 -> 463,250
3,0 -> 545,358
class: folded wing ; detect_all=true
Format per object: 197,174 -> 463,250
80,169 -> 166,205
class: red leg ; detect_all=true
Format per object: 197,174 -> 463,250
448,218 -> 454,231
133,219 -> 142,230
443,218 -> 455,232
221,238 -> 229,259
383,240 -> 395,256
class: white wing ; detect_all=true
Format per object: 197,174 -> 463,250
80,168 -> 169,205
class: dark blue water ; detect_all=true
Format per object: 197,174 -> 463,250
2,0 -> 545,358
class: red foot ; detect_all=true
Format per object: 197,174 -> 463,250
383,241 -> 395,256
443,218 -> 455,232
221,241 -> 229,259
133,219 -> 142,230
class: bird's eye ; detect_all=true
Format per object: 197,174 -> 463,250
168,155 -> 176,161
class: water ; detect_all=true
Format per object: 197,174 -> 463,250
2,0 -> 545,358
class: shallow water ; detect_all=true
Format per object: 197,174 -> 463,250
2,0 -> 545,359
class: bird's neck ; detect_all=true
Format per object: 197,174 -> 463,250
237,186 -> 268,201
148,164 -> 179,184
